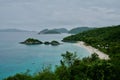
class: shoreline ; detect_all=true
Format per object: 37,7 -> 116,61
74,41 -> 110,60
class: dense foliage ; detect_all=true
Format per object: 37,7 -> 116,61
63,25 -> 120,56
20,38 -> 43,45
4,52 -> 119,80
20,38 -> 60,46
51,40 -> 60,46
63,25 -> 120,79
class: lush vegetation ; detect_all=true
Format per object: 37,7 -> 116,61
44,41 -> 51,45
51,40 -> 60,46
20,38 -> 60,46
20,38 -> 43,45
4,25 -> 120,80
4,51 -> 119,80
63,25 -> 120,56
63,25 -> 120,79
44,41 -> 60,46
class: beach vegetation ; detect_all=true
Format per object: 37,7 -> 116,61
63,25 -> 120,79
4,51 -> 117,80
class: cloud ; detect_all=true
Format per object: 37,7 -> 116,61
0,0 -> 120,30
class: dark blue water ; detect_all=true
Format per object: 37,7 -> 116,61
0,32 -> 90,79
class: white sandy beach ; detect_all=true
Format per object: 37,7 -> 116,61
74,41 -> 110,60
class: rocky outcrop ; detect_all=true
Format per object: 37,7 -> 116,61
20,38 -> 43,45
20,38 -> 60,46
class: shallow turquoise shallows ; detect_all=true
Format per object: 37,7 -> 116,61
0,32 -> 90,79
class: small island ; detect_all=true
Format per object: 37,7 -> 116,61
44,41 -> 51,45
44,41 -> 60,46
38,29 -> 60,34
38,28 -> 68,34
20,38 -> 43,45
20,38 -> 60,46
51,40 -> 60,46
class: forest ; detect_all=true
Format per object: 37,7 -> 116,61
63,25 -> 120,79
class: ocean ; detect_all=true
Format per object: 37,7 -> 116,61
0,32 -> 90,79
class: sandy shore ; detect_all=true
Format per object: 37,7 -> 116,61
74,41 -> 110,60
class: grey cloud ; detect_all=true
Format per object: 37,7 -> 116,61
0,0 -> 120,30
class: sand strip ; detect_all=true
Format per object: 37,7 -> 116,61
74,41 -> 110,60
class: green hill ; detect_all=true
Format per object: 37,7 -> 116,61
38,29 -> 60,34
69,27 -> 93,34
38,28 -> 68,34
42,30 -> 60,34
63,25 -> 120,71
63,25 -> 120,55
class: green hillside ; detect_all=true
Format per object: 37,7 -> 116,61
43,30 -> 60,34
38,28 -> 68,34
69,27 -> 93,34
63,25 -> 120,55
63,25 -> 120,74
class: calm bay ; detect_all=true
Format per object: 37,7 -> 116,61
0,32 -> 90,79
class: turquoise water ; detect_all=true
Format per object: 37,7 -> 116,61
0,32 -> 90,79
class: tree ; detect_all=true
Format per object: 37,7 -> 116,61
61,51 -> 78,67
91,53 -> 99,61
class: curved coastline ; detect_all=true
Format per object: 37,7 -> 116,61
74,41 -> 110,60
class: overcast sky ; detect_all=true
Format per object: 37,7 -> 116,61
0,0 -> 120,31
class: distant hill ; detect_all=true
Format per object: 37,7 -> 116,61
38,27 -> 94,34
0,29 -> 32,32
52,28 -> 68,33
38,29 -> 49,34
69,27 -> 93,34
41,30 -> 60,34
38,28 -> 68,34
